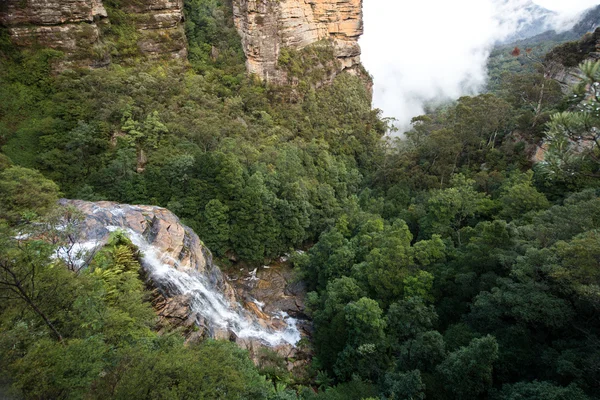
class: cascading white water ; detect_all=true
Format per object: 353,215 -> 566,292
106,226 -> 301,347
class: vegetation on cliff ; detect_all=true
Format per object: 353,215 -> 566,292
1,0 -> 600,399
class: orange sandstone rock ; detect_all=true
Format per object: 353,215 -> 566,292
232,0 -> 364,84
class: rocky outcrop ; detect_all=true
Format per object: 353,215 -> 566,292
0,0 -> 186,68
2,0 -> 363,83
227,262 -> 311,372
547,65 -> 586,92
119,0 -> 187,60
229,264 -> 307,320
232,0 -> 363,84
0,0 -> 107,26
545,28 -> 600,92
0,0 -> 108,66
59,199 -> 309,369
60,199 -> 228,287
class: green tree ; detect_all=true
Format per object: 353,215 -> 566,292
499,71 -> 562,133
436,335 -> 499,399
334,297 -> 388,380
311,277 -> 364,375
419,174 -> 493,244
105,338 -> 269,400
381,369 -> 426,400
38,122 -> 109,194
0,166 -> 60,224
542,60 -> 600,182
201,199 -> 230,257
386,297 -> 438,346
397,330 -> 445,372
469,278 -> 574,332
11,337 -> 107,400
230,172 -> 279,262
491,381 -> 590,400
498,171 -> 550,220
303,228 -> 355,291
121,110 -> 168,151
403,270 -> 434,302
360,219 -> 414,304
0,233 -> 66,342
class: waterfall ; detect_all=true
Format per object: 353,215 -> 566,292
106,226 -> 301,347
56,200 -> 303,347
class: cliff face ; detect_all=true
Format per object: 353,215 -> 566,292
0,0 -> 108,66
0,0 -> 187,68
121,0 -> 188,60
232,0 -> 363,84
1,0 -> 364,82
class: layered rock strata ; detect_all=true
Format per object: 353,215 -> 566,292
120,0 -> 187,60
0,0 -> 186,67
0,0 -> 109,66
232,0 -> 364,84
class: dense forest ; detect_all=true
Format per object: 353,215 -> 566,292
1,0 -> 600,399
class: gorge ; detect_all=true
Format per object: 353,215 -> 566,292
2,0 -> 600,399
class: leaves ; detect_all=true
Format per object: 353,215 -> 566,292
436,335 -> 499,399
0,166 -> 60,224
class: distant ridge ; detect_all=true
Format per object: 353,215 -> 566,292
496,0 -> 558,43
500,3 -> 600,46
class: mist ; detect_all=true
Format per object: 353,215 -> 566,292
360,0 -> 600,133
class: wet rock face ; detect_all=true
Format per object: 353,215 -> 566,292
61,199 -> 310,368
228,263 -> 312,371
232,0 -> 363,84
61,199 -> 231,296
0,0 -> 186,68
230,264 -> 307,319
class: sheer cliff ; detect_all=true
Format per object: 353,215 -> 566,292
1,0 -> 365,85
232,0 -> 364,84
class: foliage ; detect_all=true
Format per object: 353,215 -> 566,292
436,335 -> 499,399
491,381 -> 590,400
2,3 -> 600,399
541,60 -> 600,185
0,166 -> 60,223
102,338 -> 270,399
278,40 -> 340,91
0,182 -> 272,399
297,30 -> 600,400
184,0 -> 246,77
545,29 -> 600,68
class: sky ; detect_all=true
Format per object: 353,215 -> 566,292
360,0 -> 600,133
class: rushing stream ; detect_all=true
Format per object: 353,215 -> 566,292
58,200 -> 301,348
108,226 -> 301,346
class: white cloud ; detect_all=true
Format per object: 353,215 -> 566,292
535,0 -> 599,13
361,0 -> 599,133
